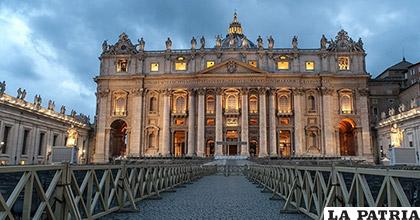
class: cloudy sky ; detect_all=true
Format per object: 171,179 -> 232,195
1,0 -> 419,119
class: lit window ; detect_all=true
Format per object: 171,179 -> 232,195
175,57 -> 187,71
117,59 -> 128,72
175,119 -> 185,125
249,118 -> 258,125
150,63 -> 159,72
113,91 -> 127,116
114,97 -> 126,116
277,56 -> 289,70
173,96 -> 186,114
226,95 -> 238,112
280,118 -> 289,125
206,118 -> 215,126
338,56 -> 350,70
340,94 -> 352,114
305,61 -> 315,71
206,96 -> 215,114
278,95 -> 290,113
249,95 -> 258,113
206,61 -> 215,68
248,60 -> 257,67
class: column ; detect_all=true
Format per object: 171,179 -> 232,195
94,89 -> 110,163
269,89 -> 277,156
196,89 -> 205,157
293,88 -> 305,155
161,89 -> 171,156
215,88 -> 223,156
187,89 -> 196,156
258,88 -> 268,157
322,87 -> 336,156
240,88 -> 249,156
129,88 -> 143,157
358,88 -> 372,158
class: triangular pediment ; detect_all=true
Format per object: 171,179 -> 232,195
198,58 -> 267,75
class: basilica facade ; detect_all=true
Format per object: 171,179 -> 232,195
94,13 -> 372,163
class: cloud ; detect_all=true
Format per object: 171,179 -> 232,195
0,4 -> 95,116
0,0 -> 419,118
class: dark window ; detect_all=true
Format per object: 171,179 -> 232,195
373,107 -> 378,115
149,97 -> 157,112
64,136 -> 68,146
22,130 -> 30,155
1,126 -> 11,154
409,141 -> 413,147
38,133 -> 45,155
53,134 -> 58,146
308,96 -> 315,111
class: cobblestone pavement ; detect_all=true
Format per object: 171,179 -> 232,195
103,175 -> 309,220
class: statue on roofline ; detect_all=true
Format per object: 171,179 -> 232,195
267,35 -> 274,49
257,36 -> 263,49
292,36 -> 298,49
0,81 -> 5,95
191,37 -> 197,50
200,36 -> 205,49
138,37 -> 145,51
320,34 -> 327,49
165,37 -> 172,50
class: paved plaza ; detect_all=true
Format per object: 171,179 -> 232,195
103,175 -> 309,220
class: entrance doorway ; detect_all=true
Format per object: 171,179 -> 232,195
173,131 -> 186,156
109,120 -> 128,158
206,139 -> 215,156
279,130 -> 291,157
339,119 -> 357,156
249,139 -> 258,157
226,130 -> 238,155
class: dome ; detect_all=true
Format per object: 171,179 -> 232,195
219,12 -> 257,49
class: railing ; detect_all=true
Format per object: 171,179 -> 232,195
245,164 -> 420,220
0,163 -> 216,220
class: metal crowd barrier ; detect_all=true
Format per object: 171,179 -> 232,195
0,163 -> 217,220
245,164 -> 420,219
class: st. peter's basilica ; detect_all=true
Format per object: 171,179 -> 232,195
94,13 -> 372,163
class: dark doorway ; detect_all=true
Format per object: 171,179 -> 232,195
249,139 -> 258,157
206,140 -> 215,156
279,130 -> 291,157
228,145 -> 237,155
173,131 -> 186,156
109,119 -> 128,159
339,119 -> 357,156
226,130 -> 238,155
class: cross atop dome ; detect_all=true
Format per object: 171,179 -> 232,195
228,12 -> 243,35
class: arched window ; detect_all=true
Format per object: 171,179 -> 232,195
206,96 -> 215,114
148,132 -> 155,148
341,95 -> 352,114
149,97 -> 157,112
175,96 -> 186,114
310,132 -> 317,147
308,95 -> 315,112
278,95 -> 289,112
249,95 -> 258,113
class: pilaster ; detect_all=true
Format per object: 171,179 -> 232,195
240,88 -> 249,156
215,88 -> 223,156
187,89 -> 196,156
258,87 -> 268,157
